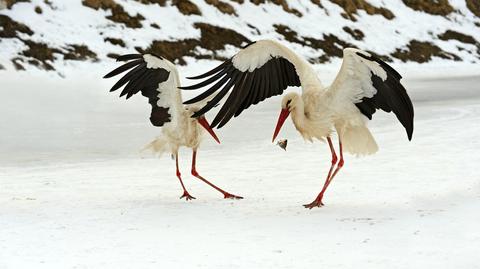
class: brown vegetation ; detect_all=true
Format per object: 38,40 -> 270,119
365,50 -> 392,62
20,40 -> 59,70
82,0 -> 145,28
11,58 -> 25,70
4,0 -> 30,9
305,34 -> 354,62
14,39 -> 97,70
172,0 -> 201,15
34,6 -> 42,13
206,0 -> 236,15
250,0 -> 303,17
63,44 -> 98,61
194,22 -> 250,50
134,0 -> 166,5
342,26 -> 364,40
140,23 -> 250,65
105,37 -> 126,47
0,14 -> 33,38
391,40 -> 460,63
310,0 -> 324,8
438,30 -> 477,44
401,0 -> 453,16
274,24 -> 354,63
466,0 -> 480,17
138,39 -> 198,65
328,0 -> 394,21
274,24 -> 303,44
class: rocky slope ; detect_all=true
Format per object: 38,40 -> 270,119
1,0 -> 479,73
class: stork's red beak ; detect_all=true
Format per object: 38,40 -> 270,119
272,108 -> 290,142
197,117 -> 220,144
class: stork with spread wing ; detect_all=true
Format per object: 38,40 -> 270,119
181,40 -> 414,208
104,54 -> 242,201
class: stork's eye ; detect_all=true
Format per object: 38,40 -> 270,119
286,99 -> 292,107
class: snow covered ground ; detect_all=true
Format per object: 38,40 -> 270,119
1,70 -> 480,268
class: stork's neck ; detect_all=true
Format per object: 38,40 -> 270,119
290,96 -> 308,134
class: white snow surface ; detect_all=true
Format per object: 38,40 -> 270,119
1,66 -> 480,268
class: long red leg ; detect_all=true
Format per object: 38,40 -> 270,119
304,137 -> 344,209
191,150 -> 243,199
175,152 -> 195,200
324,141 -> 344,190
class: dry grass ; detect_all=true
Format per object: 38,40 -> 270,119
310,0 -> 324,8
104,37 -> 126,47
342,26 -> 364,40
140,23 -> 250,65
329,0 -> 394,21
172,0 -> 201,15
392,40 -> 460,63
466,0 -> 480,17
251,0 -> 303,17
11,58 -> 25,70
139,39 -> 199,65
134,0 -> 166,6
63,44 -> 98,61
274,24 -> 304,44
401,0 -> 453,16
206,0 -> 236,15
82,0 -> 145,28
0,14 -> 33,38
274,24 -> 355,63
194,22 -> 250,50
438,30 -> 477,44
20,40 -> 60,70
4,0 -> 29,9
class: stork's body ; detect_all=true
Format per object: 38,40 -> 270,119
182,40 -> 414,208
104,54 -> 242,200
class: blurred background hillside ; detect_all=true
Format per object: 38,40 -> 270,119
1,0 -> 480,77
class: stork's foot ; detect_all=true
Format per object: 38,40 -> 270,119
303,199 -> 325,209
180,191 -> 196,201
223,192 -> 243,200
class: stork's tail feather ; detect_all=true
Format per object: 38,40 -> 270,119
340,126 -> 378,156
141,136 -> 171,157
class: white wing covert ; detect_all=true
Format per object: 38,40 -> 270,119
330,48 -> 414,140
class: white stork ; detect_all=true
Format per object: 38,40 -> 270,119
104,53 -> 243,200
181,40 -> 414,208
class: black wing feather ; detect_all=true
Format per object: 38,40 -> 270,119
119,69 -> 147,97
104,54 -> 173,127
116,54 -> 143,62
183,55 -> 301,128
216,72 -> 249,128
109,63 -> 146,92
186,60 -> 231,80
234,71 -> 256,117
192,75 -> 237,117
103,59 -> 143,78
355,52 -> 414,140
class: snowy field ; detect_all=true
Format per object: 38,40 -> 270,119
1,70 -> 480,268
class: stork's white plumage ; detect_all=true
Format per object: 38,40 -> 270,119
104,54 -> 242,200
182,40 -> 414,208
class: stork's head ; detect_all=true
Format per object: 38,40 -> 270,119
272,93 -> 299,142
186,105 -> 221,144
